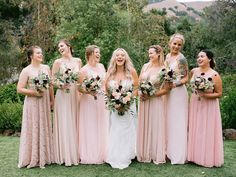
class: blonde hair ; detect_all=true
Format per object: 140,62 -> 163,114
85,45 -> 99,61
169,33 -> 185,45
149,45 -> 165,66
106,48 -> 134,81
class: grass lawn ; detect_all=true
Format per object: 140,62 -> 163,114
0,136 -> 235,177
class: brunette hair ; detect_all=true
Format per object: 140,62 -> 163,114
58,39 -> 74,55
201,49 -> 216,69
27,45 -> 41,62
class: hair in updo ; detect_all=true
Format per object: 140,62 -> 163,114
27,45 -> 41,62
58,39 -> 74,55
201,49 -> 216,69
169,33 -> 185,45
149,45 -> 164,65
85,45 -> 99,61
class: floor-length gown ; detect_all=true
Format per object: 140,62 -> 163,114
137,64 -> 167,164
188,68 -> 224,167
18,64 -> 53,168
79,64 -> 109,164
53,59 -> 80,166
106,79 -> 137,169
166,55 -> 188,164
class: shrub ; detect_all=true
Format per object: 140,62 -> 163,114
0,102 -> 22,132
222,74 -> 236,96
0,83 -> 24,103
221,88 -> 236,129
220,74 -> 236,129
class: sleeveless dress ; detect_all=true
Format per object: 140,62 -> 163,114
137,64 -> 167,164
188,68 -> 224,167
79,64 -> 109,164
106,79 -> 137,169
53,59 -> 80,166
18,64 -> 53,168
166,54 -> 188,164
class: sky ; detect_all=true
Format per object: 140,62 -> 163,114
177,0 -> 215,2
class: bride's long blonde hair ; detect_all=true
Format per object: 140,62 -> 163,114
106,48 -> 134,81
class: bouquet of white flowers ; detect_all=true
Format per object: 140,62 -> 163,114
158,67 -> 177,84
105,83 -> 135,116
190,73 -> 214,100
138,80 -> 156,96
30,72 -> 50,92
54,67 -> 78,93
81,75 -> 102,100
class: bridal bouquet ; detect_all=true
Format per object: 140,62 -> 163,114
138,80 -> 156,96
81,75 -> 102,100
30,72 -> 50,92
54,67 -> 78,93
190,73 -> 214,100
105,84 -> 135,116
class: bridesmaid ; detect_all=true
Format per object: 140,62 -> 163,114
78,45 -> 108,164
188,49 -> 224,167
137,45 -> 169,164
17,46 -> 54,168
52,39 -> 81,166
105,48 -> 139,169
165,33 -> 189,164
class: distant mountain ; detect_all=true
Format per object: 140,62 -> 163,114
145,0 -> 214,20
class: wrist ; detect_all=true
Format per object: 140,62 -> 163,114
175,80 -> 182,87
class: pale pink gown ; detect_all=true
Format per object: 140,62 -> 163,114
18,64 -> 53,168
166,54 -> 188,164
79,64 -> 109,164
53,59 -> 80,166
137,63 -> 167,164
188,68 -> 224,167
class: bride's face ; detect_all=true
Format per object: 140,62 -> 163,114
115,50 -> 126,67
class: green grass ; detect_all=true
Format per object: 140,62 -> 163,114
0,136 -> 235,177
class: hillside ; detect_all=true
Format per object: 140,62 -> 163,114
145,0 -> 214,20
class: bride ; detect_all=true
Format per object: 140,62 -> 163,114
105,48 -> 139,169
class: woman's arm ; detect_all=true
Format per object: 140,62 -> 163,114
176,56 -> 189,86
17,69 -> 43,97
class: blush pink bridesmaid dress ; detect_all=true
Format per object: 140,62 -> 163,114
188,68 -> 224,167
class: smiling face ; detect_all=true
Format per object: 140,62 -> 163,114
148,48 -> 159,62
169,37 -> 183,55
93,48 -> 100,63
115,49 -> 126,67
31,47 -> 43,63
197,51 -> 210,68
58,41 -> 70,56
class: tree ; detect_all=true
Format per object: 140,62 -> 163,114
0,0 -> 28,84
183,0 -> 236,73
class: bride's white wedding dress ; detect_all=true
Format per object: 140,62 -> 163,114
106,79 -> 137,169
